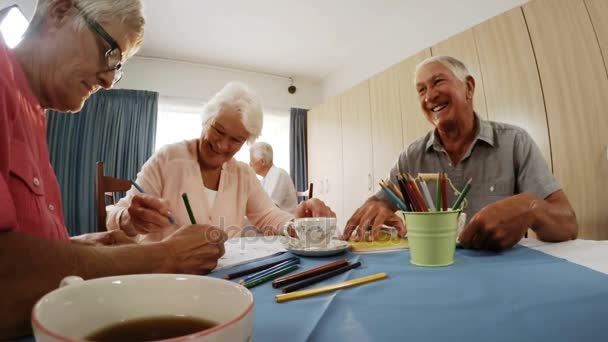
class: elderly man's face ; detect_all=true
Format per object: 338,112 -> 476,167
415,62 -> 474,130
249,156 -> 264,176
42,11 -> 134,112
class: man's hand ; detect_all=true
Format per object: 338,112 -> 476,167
342,197 -> 406,241
160,224 -> 228,274
459,193 -> 535,251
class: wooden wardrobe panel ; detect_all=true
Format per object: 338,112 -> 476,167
585,0 -> 608,72
369,65 -> 404,187
524,0 -> 608,239
396,49 -> 433,148
431,29 -> 489,120
322,96 -> 344,226
473,7 -> 552,166
341,81 -> 374,222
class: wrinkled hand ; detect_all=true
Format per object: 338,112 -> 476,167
161,224 -> 228,275
459,194 -> 534,251
71,230 -> 135,246
123,194 -> 175,235
342,198 -> 406,241
294,198 -> 336,218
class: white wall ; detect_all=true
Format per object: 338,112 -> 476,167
119,56 -> 323,110
0,0 -> 34,18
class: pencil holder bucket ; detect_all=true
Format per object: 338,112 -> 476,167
402,210 -> 461,267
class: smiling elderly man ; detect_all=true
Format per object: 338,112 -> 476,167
343,55 -> 577,250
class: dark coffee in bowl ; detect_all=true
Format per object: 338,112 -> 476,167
85,316 -> 218,341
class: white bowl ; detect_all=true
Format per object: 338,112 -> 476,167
32,274 -> 254,342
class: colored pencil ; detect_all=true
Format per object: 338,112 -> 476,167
275,272 -> 388,303
452,178 -> 473,210
402,175 -> 421,211
418,178 -> 436,211
181,193 -> 196,224
441,173 -> 448,211
379,183 -> 408,211
241,258 -> 300,283
222,254 -> 293,280
396,176 -> 413,211
282,262 -> 362,293
244,264 -> 299,289
407,174 -> 429,212
272,259 -> 349,288
435,174 -> 442,211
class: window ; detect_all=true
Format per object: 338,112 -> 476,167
0,5 -> 28,48
155,100 -> 291,174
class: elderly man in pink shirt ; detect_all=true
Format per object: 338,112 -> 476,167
107,82 -> 335,241
0,0 -> 228,338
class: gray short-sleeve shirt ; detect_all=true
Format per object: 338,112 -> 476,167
376,115 -> 561,219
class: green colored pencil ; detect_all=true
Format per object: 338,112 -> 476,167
244,264 -> 299,289
452,178 -> 472,210
435,173 -> 442,211
181,193 -> 196,224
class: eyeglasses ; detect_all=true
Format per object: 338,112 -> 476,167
74,4 -> 123,85
208,123 -> 247,149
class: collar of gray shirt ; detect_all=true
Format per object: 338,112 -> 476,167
424,113 -> 495,161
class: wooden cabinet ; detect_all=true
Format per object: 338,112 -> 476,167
369,65 -> 404,188
585,0 -> 608,72
473,7 -> 552,166
431,29 -> 489,120
340,81 -> 374,223
307,98 -> 344,226
524,0 -> 608,239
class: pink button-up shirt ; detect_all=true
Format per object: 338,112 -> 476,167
107,139 -> 294,241
0,38 -> 69,240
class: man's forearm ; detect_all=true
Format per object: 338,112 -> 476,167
529,192 -> 578,242
0,231 -> 171,339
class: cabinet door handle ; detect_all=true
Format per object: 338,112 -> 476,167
368,173 -> 372,191
325,179 -> 329,194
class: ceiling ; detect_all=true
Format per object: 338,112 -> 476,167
140,0 -> 529,82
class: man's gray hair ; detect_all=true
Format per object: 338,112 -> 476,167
250,142 -> 273,164
202,82 -> 264,144
30,0 -> 145,58
415,55 -> 471,82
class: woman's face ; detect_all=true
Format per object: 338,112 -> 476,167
199,107 -> 250,169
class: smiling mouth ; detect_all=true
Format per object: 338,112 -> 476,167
431,104 -> 448,113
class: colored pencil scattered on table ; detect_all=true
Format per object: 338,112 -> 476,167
244,264 -> 299,289
272,259 -> 349,288
282,261 -> 362,293
241,258 -> 300,284
223,254 -> 295,280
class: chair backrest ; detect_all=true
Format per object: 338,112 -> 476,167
96,161 -> 131,232
296,183 -> 313,201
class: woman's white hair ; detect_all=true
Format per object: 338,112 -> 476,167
415,55 -> 471,82
30,0 -> 145,58
250,142 -> 273,164
201,82 -> 264,144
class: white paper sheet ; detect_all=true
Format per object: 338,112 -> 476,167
215,237 -> 287,271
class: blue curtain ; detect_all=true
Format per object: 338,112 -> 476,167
289,108 -> 308,200
47,89 -> 158,236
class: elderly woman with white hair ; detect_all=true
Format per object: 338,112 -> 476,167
107,82 -> 335,241
1,0 -> 232,338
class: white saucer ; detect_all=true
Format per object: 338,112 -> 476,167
280,237 -> 351,257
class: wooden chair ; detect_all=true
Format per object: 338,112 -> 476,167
96,161 -> 131,232
296,183 -> 314,202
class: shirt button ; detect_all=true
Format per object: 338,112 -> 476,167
48,203 -> 55,211
33,177 -> 40,187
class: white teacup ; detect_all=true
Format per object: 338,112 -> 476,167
32,274 -> 254,342
283,217 -> 337,248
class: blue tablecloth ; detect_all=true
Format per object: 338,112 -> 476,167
212,246 -> 608,342
20,245 -> 608,341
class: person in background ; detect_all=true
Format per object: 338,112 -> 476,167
343,55 -> 577,250
0,0 -> 228,338
107,82 -> 335,241
249,141 -> 298,213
